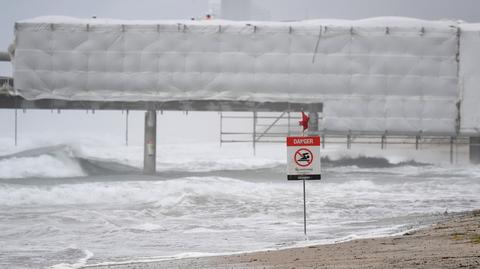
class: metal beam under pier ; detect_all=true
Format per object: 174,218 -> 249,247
0,95 -> 322,113
143,110 -> 157,175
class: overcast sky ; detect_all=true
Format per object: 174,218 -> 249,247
0,0 -> 478,146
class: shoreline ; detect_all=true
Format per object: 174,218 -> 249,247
86,210 -> 480,269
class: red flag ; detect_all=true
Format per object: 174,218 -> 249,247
299,111 -> 309,131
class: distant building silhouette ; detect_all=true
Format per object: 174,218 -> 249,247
209,0 -> 270,21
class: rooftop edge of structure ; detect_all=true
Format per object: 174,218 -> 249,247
16,16 -> 462,29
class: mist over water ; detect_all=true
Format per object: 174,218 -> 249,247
0,141 -> 479,269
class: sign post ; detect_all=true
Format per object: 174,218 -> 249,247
287,136 -> 321,238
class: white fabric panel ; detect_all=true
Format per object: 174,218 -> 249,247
459,24 -> 480,135
13,16 -> 463,134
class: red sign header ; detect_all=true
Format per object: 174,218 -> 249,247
287,136 -> 320,146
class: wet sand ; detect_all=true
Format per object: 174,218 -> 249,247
87,210 -> 480,269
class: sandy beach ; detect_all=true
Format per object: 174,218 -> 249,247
86,210 -> 480,269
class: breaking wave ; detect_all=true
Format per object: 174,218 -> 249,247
321,156 -> 428,168
0,145 -> 139,179
0,146 -> 86,179
0,144 -> 432,179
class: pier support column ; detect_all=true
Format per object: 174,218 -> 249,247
308,111 -> 319,136
143,110 -> 157,175
469,137 -> 480,164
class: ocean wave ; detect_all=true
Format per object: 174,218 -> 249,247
1,173 -> 479,267
0,146 -> 86,179
0,177 -> 272,207
321,155 -> 428,168
0,145 -> 139,179
0,144 -> 436,180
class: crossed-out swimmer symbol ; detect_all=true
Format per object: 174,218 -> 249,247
294,148 -> 313,167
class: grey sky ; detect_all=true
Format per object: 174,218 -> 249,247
258,0 -> 479,21
1,0 -> 479,76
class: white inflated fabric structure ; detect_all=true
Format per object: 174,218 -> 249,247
459,23 -> 480,136
11,16 -> 480,135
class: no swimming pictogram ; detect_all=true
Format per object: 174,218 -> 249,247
294,148 -> 313,167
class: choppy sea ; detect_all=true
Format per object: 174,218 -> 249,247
0,141 -> 479,268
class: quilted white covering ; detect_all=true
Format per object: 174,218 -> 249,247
12,16 -> 475,134
459,24 -> 480,135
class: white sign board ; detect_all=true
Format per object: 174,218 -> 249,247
287,136 -> 321,180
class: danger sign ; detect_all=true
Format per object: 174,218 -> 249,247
287,136 -> 321,180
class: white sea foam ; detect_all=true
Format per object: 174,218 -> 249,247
0,140 -> 464,180
49,249 -> 93,269
1,141 -> 480,268
1,173 -> 478,268
0,177 -> 273,206
1,123 -> 475,181
0,154 -> 85,179
0,143 -> 286,179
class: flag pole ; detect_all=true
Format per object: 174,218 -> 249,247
300,109 -> 308,239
